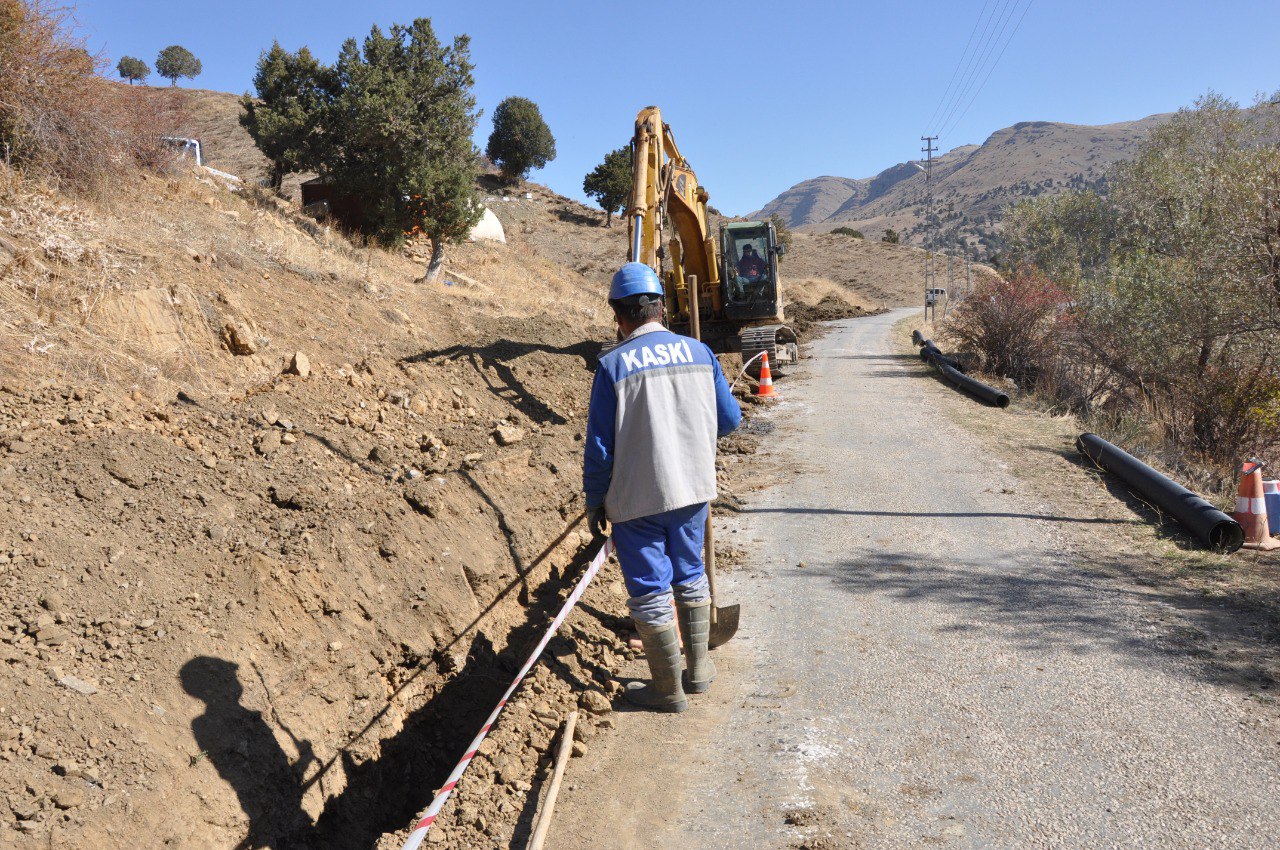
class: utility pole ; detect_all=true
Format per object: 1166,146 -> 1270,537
920,135 -> 938,297
944,253 -> 952,318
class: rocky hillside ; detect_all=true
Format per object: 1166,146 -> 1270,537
754,113 -> 1172,259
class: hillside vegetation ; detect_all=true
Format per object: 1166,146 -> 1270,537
755,114 -> 1171,259
946,92 -> 1280,486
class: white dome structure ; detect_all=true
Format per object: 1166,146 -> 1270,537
469,207 -> 506,244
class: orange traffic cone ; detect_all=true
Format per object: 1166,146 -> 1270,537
1232,459 -> 1280,551
754,351 -> 778,398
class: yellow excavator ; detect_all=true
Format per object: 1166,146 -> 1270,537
626,106 -> 799,371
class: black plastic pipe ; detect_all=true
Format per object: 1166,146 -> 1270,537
919,339 -> 967,373
1075,433 -> 1244,553
921,347 -> 1010,407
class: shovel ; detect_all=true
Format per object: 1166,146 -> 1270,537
705,510 -> 739,648
686,273 -> 739,648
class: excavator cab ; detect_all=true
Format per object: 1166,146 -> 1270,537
721,221 -> 784,321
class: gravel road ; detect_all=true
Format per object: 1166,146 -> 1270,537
552,310 -> 1280,849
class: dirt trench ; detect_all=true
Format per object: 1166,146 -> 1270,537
0,315 -> 640,849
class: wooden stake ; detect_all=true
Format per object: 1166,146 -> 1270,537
529,710 -> 579,850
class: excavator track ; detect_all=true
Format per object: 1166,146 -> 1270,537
740,325 -> 799,377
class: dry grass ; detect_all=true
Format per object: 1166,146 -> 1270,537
0,161 -> 612,398
783,231 -> 1000,308
0,0 -> 181,190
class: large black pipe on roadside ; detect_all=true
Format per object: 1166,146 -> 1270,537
919,339 -> 967,373
921,347 -> 1010,407
1075,433 -> 1244,553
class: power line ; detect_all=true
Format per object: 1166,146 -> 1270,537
925,0 -> 995,134
934,0 -> 1021,137
940,0 -> 1036,139
931,0 -> 1012,137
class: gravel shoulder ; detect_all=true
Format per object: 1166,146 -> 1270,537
550,309 -> 1280,850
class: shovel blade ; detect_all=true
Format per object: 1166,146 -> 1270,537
708,604 -> 740,649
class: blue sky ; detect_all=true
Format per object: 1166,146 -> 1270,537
77,0 -> 1279,215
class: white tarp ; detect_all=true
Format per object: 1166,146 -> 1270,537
469,207 -> 506,244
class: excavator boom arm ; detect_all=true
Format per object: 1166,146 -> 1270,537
627,106 -> 720,321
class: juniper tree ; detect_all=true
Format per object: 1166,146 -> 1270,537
116,55 -> 149,85
326,19 -> 482,282
240,43 -> 329,191
485,96 -> 556,183
155,45 -> 201,86
582,146 -> 631,227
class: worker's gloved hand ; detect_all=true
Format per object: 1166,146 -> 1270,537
587,506 -> 609,539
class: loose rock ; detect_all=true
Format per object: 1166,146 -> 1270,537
222,321 -> 257,356
57,674 -> 98,695
286,352 -> 311,378
580,690 -> 612,714
494,424 -> 526,446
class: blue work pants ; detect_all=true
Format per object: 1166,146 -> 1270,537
611,502 -> 711,626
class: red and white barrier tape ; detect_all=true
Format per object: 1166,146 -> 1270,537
400,537 -> 614,850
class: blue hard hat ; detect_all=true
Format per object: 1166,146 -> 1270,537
609,262 -> 664,301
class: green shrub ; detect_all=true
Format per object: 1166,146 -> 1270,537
831,226 -> 863,238
155,45 -> 201,86
485,96 -> 556,183
582,146 -> 631,227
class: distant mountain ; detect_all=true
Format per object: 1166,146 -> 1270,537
753,115 -> 1172,259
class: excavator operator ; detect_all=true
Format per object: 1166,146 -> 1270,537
736,244 -> 768,282
583,262 -> 742,713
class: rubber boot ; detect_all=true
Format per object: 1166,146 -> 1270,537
624,621 -> 688,713
678,600 -> 716,694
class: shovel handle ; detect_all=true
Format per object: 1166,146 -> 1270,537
705,510 -> 718,626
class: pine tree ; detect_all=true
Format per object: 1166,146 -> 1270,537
485,96 -> 556,183
326,19 -> 482,282
155,45 -> 201,86
240,43 -> 329,191
582,146 -> 632,227
116,56 -> 149,85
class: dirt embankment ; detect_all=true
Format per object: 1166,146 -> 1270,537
0,158 -> 653,849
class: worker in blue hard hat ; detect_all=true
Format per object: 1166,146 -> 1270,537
583,262 -> 742,712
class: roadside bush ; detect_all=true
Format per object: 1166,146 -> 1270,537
944,265 -> 1072,388
881,229 -> 899,244
831,227 -> 863,238
993,90 -> 1280,469
768,213 -> 792,258
0,1 -> 173,188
